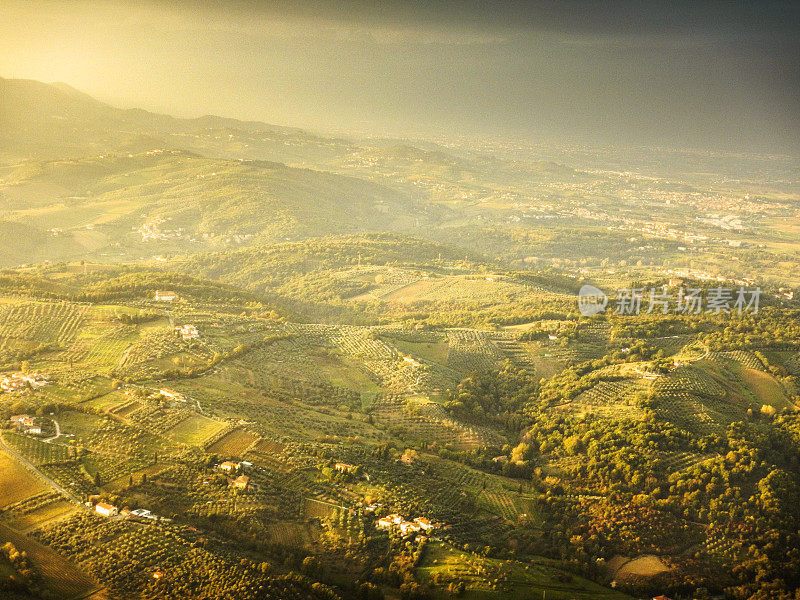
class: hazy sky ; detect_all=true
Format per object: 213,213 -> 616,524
2,0 -> 799,153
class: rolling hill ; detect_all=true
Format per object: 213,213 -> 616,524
0,149 -> 446,267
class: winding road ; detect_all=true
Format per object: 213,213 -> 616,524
43,419 -> 61,443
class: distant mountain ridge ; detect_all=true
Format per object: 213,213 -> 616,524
0,76 -> 319,161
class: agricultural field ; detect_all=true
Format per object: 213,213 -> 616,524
0,300 -> 87,363
38,463 -> 97,498
1,279 -> 798,600
67,317 -> 137,374
737,365 -> 794,410
55,410 -> 106,441
379,274 -> 531,305
55,409 -> 175,462
0,522 -> 99,600
103,462 -> 171,492
115,327 -> 214,380
81,389 -> 133,412
206,427 -> 259,455
2,432 -> 72,465
170,365 -> 388,443
313,355 -> 381,398
557,378 -> 648,420
649,362 -> 745,432
391,336 -> 451,365
81,453 -> 149,484
417,541 -> 632,600
609,554 -> 671,582
370,394 -> 506,449
264,519 -> 321,549
165,413 -> 228,446
0,446 -> 47,507
4,495 -> 78,533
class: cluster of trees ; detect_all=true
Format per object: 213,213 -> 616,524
107,309 -> 161,325
444,362 -> 537,430
75,270 -> 267,304
34,513 -> 343,600
609,314 -> 713,340
0,272 -> 62,298
370,536 -> 429,599
434,333 -> 800,598
699,308 -> 800,351
512,410 -> 800,599
0,400 -> 64,423
173,234 -> 588,327
536,357 -> 625,408
0,342 -> 61,368
0,542 -> 41,598
517,320 -> 577,342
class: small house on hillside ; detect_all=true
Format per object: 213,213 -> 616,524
232,474 -> 250,490
334,462 -> 356,474
402,356 -> 421,368
95,502 -> 118,517
399,521 -> 422,535
158,389 -> 185,402
10,414 -> 35,429
154,290 -> 178,302
1,376 -> 23,393
219,461 -> 238,472
385,514 -> 404,525
1,373 -> 49,392
413,517 -> 437,531
175,324 -> 199,341
377,514 -> 406,530
10,414 -> 42,434
400,449 -> 417,465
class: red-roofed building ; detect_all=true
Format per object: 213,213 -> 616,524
95,502 -> 118,517
232,475 -> 250,490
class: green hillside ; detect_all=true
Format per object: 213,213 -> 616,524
0,151 -> 438,267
